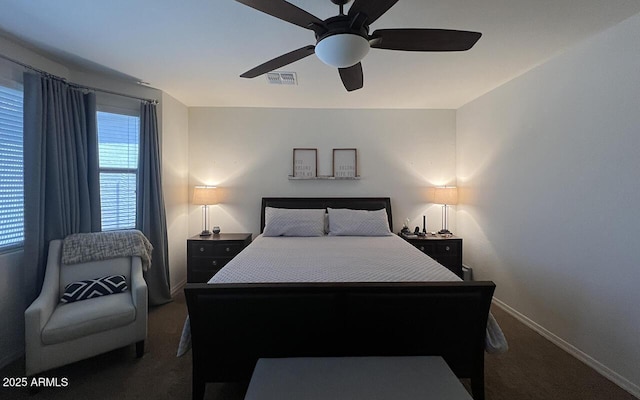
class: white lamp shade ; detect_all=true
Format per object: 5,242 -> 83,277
433,187 -> 458,205
192,186 -> 217,205
315,34 -> 370,68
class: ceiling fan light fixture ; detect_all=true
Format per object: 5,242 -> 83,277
315,33 -> 370,68
236,0 -> 481,92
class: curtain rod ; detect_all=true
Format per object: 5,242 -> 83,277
0,52 -> 158,104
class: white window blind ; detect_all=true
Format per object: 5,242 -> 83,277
97,111 -> 139,231
0,84 -> 24,248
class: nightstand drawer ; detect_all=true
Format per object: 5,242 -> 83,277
189,242 -> 245,257
434,256 -> 461,271
188,257 -> 232,282
187,233 -> 252,283
401,235 -> 463,279
434,241 -> 460,256
190,257 -> 232,270
188,269 -> 221,283
414,243 -> 436,254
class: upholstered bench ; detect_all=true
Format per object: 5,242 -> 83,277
244,356 -> 473,400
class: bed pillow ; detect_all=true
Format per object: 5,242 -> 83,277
263,207 -> 326,237
60,275 -> 127,303
327,208 -> 393,236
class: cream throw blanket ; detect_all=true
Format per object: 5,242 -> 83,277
61,230 -> 153,272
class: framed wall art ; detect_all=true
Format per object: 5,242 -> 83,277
292,148 -> 317,178
332,148 -> 358,178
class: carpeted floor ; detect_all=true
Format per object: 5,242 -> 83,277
0,292 -> 635,400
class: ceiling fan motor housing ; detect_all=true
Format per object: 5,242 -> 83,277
313,15 -> 370,68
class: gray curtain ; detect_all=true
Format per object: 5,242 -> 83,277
23,73 -> 101,303
137,102 -> 171,305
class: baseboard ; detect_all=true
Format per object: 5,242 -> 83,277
492,297 -> 640,399
171,277 -> 187,297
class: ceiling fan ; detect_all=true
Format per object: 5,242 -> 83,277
236,0 -> 482,92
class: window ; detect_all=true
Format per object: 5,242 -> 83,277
0,84 -> 24,249
97,111 -> 139,231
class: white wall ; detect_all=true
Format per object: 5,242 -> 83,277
161,92 -> 190,294
456,13 -> 640,396
188,107 -> 457,237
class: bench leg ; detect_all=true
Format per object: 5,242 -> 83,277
471,378 -> 485,400
136,340 -> 145,358
192,376 -> 205,400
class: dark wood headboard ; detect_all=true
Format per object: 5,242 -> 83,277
260,197 -> 392,233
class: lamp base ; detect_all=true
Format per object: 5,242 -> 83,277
199,230 -> 212,237
438,229 -> 453,235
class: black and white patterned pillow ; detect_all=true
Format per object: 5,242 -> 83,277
60,275 -> 128,303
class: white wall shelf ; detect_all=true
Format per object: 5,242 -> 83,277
288,175 -> 360,180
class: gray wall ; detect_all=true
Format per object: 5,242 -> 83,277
456,13 -> 640,396
187,107 -> 457,237
161,92 -> 190,293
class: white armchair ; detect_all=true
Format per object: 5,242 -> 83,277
25,239 -> 148,376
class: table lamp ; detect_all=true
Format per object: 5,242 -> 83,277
193,186 -> 217,236
433,186 -> 458,235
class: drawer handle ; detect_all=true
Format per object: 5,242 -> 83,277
225,247 -> 231,252
445,246 -> 450,251
199,247 -> 205,252
212,260 -> 217,266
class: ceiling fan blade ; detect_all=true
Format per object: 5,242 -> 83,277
338,63 -> 364,92
370,29 -> 482,51
240,45 -> 315,78
235,0 -> 323,30
348,0 -> 399,24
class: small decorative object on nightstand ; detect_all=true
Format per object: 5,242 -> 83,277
400,233 -> 463,278
187,233 -> 252,283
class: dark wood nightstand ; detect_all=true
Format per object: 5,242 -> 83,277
187,233 -> 252,283
400,234 -> 463,278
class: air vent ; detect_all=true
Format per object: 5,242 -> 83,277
266,71 -> 297,85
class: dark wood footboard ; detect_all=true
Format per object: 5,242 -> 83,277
185,281 -> 495,400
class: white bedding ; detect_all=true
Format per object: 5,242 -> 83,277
177,234 -> 508,356
210,234 -> 458,284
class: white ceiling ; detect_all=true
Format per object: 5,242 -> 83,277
1,0 -> 640,109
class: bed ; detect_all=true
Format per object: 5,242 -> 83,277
184,197 -> 502,400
